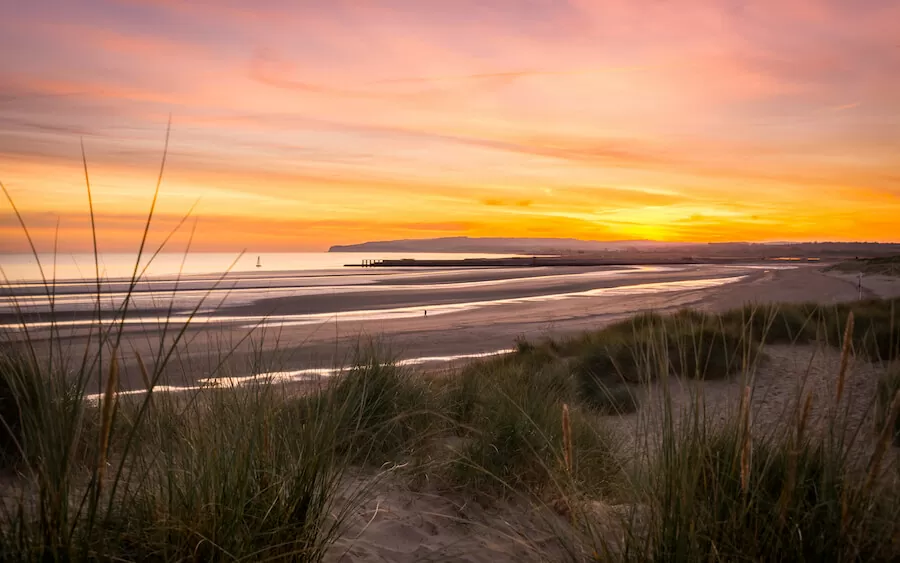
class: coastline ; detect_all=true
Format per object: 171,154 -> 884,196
6,264 -> 899,391
0,264 -> 753,327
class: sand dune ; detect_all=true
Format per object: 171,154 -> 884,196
326,340 -> 896,562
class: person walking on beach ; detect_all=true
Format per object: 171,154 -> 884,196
424,309 -> 427,317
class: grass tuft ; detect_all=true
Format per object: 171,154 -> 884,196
445,357 -> 620,497
876,363 -> 900,447
299,353 -> 440,465
0,345 -> 40,465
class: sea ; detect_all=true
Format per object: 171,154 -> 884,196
0,252 -> 765,333
0,252 -> 512,283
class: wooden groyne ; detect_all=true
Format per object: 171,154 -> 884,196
347,256 -> 825,268
353,257 -> 700,268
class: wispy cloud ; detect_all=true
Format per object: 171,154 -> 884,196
1,0 -> 899,248
831,102 -> 861,112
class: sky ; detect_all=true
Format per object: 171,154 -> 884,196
1,0 -> 899,252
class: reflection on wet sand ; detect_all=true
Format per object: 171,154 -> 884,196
3,273 -> 745,331
85,349 -> 516,402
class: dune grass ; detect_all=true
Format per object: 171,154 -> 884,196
105,385 -> 356,561
439,301 -> 900,560
720,299 -> 900,360
492,298 -> 899,418
0,146 -> 375,561
626,412 -> 900,561
0,291 -> 393,561
828,255 -> 900,276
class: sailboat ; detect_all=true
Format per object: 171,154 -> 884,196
256,256 -> 262,268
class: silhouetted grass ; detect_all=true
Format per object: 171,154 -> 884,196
877,363 -> 900,447
0,345 -> 38,465
0,140 -> 366,561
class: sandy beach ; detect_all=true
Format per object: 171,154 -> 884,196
5,263 -> 899,391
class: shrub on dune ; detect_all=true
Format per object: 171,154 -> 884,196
805,299 -> 899,360
719,303 -> 817,345
574,315 -> 751,405
577,374 -> 639,415
302,356 -> 439,465
664,324 -> 748,380
446,359 -> 620,496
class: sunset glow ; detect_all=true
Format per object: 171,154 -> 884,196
2,0 -> 899,252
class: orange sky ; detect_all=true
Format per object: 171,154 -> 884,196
1,0 -> 899,252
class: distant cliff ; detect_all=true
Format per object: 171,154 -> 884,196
328,237 -> 675,254
328,237 -> 900,258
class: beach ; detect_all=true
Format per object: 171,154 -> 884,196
4,257 -> 899,391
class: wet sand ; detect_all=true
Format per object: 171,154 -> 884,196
7,264 -> 900,391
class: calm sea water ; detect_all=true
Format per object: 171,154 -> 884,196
0,252 -> 514,283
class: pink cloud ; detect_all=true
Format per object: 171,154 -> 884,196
2,0 -> 899,246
